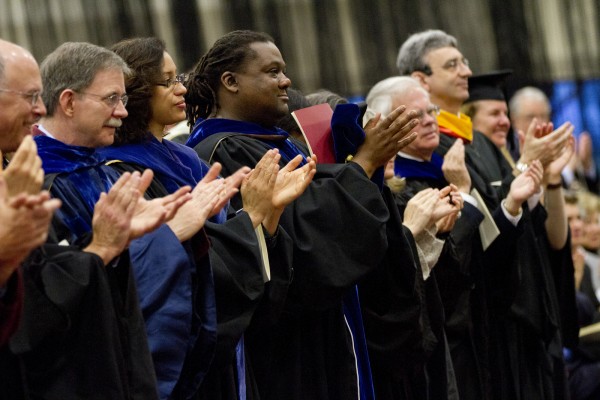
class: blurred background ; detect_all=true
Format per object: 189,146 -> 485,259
1,0 -> 599,156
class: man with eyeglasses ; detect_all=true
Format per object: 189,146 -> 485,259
363,75 -> 543,400
397,30 -> 578,400
9,41 -> 197,399
0,38 -> 55,349
0,39 -> 188,399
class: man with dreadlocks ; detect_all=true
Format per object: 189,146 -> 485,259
184,30 -> 424,400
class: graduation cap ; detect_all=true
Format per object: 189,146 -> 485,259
465,70 -> 512,103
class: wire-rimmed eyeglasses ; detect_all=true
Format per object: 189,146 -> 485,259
78,92 -> 128,108
0,88 -> 41,106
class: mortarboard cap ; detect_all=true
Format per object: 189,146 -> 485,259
465,70 -> 512,103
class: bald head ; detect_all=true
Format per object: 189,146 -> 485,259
0,39 -> 45,152
0,39 -> 37,84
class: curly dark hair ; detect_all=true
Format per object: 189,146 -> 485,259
185,30 -> 274,127
110,37 -> 166,145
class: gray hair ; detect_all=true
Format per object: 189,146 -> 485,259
40,42 -> 130,115
396,30 -> 458,75
363,76 -> 423,125
508,86 -> 551,117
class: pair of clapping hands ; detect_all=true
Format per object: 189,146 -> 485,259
0,137 -> 61,284
166,149 -> 317,242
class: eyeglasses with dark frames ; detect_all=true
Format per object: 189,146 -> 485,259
156,74 -> 187,89
78,92 -> 128,108
0,88 -> 41,106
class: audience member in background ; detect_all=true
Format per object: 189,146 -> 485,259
185,29 -> 420,400
578,192 -> 600,298
397,30 -> 578,400
564,192 -> 600,400
365,75 -> 542,400
509,87 -> 599,192
104,37 -> 313,400
275,87 -> 311,143
306,89 -> 349,109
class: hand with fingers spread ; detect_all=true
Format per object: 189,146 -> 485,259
209,163 -> 249,217
166,168 -> 224,242
129,169 -> 193,240
262,154 -> 317,234
272,155 -> 317,209
84,172 -> 142,265
353,105 -> 420,178
518,119 -> 573,168
241,149 -> 279,230
403,188 -> 440,236
0,135 -> 44,197
0,177 -> 62,284
442,140 -> 471,193
504,160 -> 544,216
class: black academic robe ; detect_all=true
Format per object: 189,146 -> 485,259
358,185 -> 457,400
393,154 -> 522,400
192,130 -> 390,400
6,236 -> 158,400
106,159 -> 293,400
437,131 -> 578,400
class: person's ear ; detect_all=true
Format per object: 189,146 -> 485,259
411,71 -> 430,92
221,71 -> 239,94
59,89 -> 77,117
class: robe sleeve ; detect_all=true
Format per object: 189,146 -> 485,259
359,187 -> 433,379
203,213 -> 267,369
9,243 -> 158,400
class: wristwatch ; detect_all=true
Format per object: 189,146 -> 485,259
513,161 -> 528,176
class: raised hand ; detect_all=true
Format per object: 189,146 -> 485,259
0,135 -> 44,197
129,169 -> 192,240
403,188 -> 440,236
210,164 -> 250,217
241,149 -> 279,229
504,160 -> 543,216
0,176 -> 61,284
442,140 -> 471,193
518,119 -> 573,168
353,106 -> 420,178
166,167 -> 224,242
84,172 -> 141,264
545,135 -> 574,185
261,154 -> 317,234
272,155 -> 316,209
578,131 -> 594,172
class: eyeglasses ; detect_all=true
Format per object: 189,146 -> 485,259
78,92 -> 128,108
156,74 -> 187,89
415,104 -> 441,119
0,88 -> 41,106
441,57 -> 470,71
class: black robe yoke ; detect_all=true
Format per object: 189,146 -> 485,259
193,133 -> 389,400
